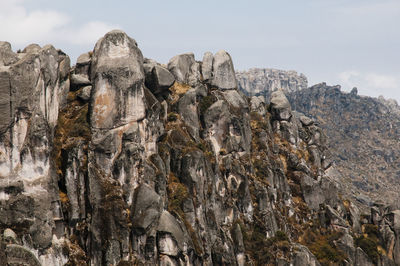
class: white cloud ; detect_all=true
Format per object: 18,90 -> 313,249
338,70 -> 400,101
0,0 -> 117,48
365,73 -> 397,89
66,21 -> 117,45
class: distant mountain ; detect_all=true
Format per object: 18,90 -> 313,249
288,83 -> 400,208
1,33 -> 400,265
236,68 -> 307,100
237,68 -> 400,209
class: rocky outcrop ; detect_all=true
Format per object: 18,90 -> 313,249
0,31 -> 399,265
236,68 -> 308,100
287,83 -> 400,210
0,40 -> 70,264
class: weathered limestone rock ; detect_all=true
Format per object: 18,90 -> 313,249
145,64 -> 175,96
292,244 -> 321,266
3,229 -> 17,244
70,73 -> 91,89
22,43 -> 41,54
0,41 -> 18,66
236,68 -> 308,99
132,184 -> 162,232
77,85 -> 92,102
0,43 -> 69,253
157,211 -> 186,251
1,29 -> 399,266
211,50 -> 237,90
250,96 -> 266,116
270,89 -> 291,121
90,29 -> 146,129
6,244 -> 41,266
201,51 -> 213,81
167,53 -> 200,86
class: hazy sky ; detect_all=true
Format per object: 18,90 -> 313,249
1,0 -> 399,102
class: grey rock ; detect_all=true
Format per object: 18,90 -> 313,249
145,65 -> 175,96
70,73 -> 91,89
0,70 -> 11,134
167,53 -> 199,86
299,115 -> 314,126
270,89 -> 291,121
236,68 -> 307,100
0,41 -> 18,66
5,244 -> 41,266
222,89 -> 248,110
77,52 -> 91,65
157,233 -> 180,256
157,211 -> 186,250
355,247 -> 374,266
178,89 -> 200,140
75,52 -> 91,76
3,229 -> 17,244
90,29 -> 146,129
211,50 -> 237,90
132,184 -> 162,232
201,51 -> 213,81
77,85 -> 92,102
22,43 -> 41,53
250,96 -> 266,116
292,244 -> 320,266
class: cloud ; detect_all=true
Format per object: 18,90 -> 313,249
365,73 -> 397,89
66,21 -> 117,45
338,70 -> 400,100
0,0 -> 117,48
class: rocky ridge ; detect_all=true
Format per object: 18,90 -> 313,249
0,31 -> 399,265
287,83 -> 400,210
236,68 -> 308,100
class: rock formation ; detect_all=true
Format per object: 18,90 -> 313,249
287,83 -> 400,210
236,68 -> 308,100
0,31 -> 399,265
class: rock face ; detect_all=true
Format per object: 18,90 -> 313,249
287,83 -> 400,210
0,31 -> 399,265
236,68 -> 308,100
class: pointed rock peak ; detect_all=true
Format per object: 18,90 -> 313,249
270,89 -> 292,120
167,53 -> 196,84
270,89 -> 290,109
90,30 -> 146,130
211,50 -> 237,90
22,44 -> 41,54
201,51 -> 213,81
0,41 -> 18,66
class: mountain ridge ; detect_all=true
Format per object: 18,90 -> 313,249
0,31 -> 399,265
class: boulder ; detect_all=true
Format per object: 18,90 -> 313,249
201,51 -> 213,81
355,247 -> 374,266
22,43 -> 41,54
167,53 -> 201,86
90,29 -> 146,129
292,244 -> 321,266
75,52 -> 92,76
70,73 -> 91,90
0,41 -> 18,66
250,96 -> 266,116
77,85 -> 92,102
178,89 -> 200,140
145,65 -> 175,96
157,211 -> 186,250
6,244 -> 41,266
270,90 -> 291,121
211,50 -> 237,90
3,229 -> 17,244
132,184 -> 162,233
77,52 -> 91,65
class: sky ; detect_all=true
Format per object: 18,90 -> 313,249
1,0 -> 399,102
